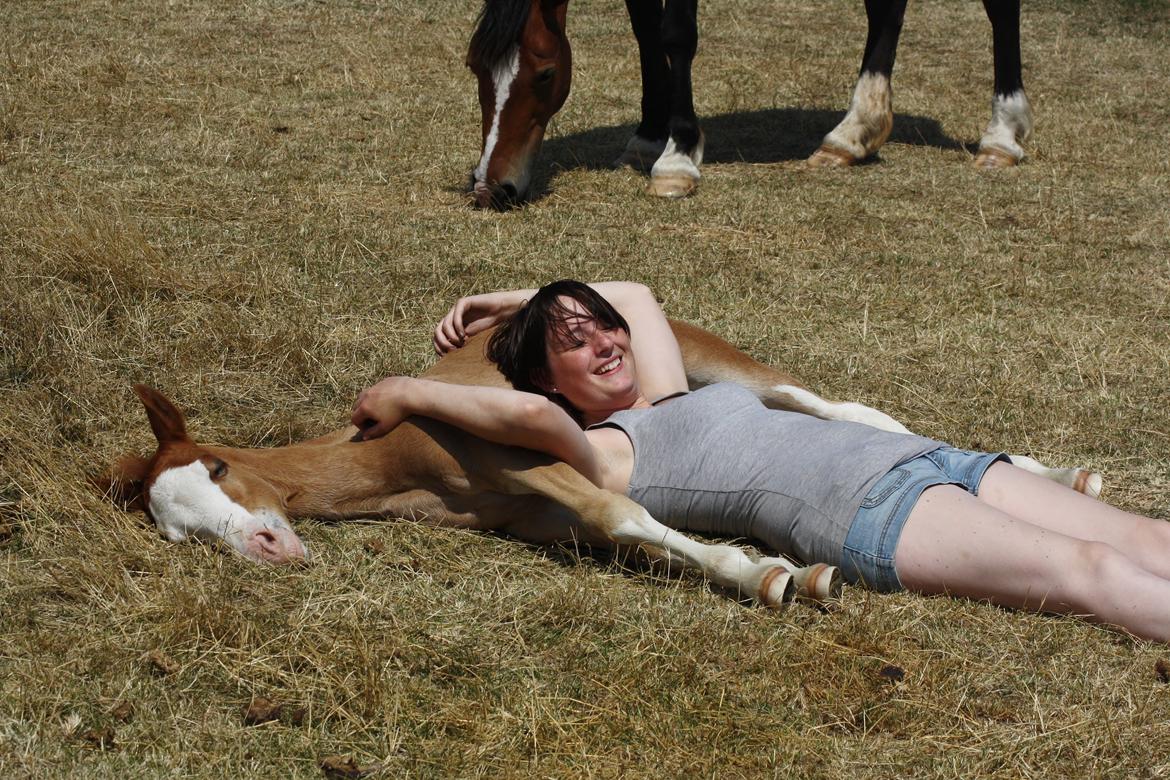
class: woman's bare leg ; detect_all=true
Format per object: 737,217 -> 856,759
894,484 -> 1170,642
977,462 -> 1170,580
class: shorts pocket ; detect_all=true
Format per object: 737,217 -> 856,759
859,467 -> 910,508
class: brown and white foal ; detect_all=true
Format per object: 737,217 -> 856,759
104,320 -> 1099,608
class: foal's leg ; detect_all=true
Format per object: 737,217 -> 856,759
617,0 -> 671,170
974,0 -> 1032,167
498,462 -> 799,608
647,0 -> 704,198
754,385 -> 1100,495
809,0 -> 907,167
896,484 -> 1170,642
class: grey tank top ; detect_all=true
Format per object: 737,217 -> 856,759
588,382 -> 940,566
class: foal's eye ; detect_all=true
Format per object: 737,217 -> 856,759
208,459 -> 229,481
535,67 -> 556,85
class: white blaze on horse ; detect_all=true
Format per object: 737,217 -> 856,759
465,0 -> 1033,208
103,321 -> 1099,608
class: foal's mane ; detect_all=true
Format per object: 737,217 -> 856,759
469,0 -> 531,70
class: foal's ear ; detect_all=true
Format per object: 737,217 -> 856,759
93,454 -> 150,511
133,384 -> 189,445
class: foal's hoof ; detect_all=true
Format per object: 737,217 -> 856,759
807,144 -> 857,168
758,566 -> 796,609
1073,469 -> 1104,499
973,146 -> 1021,169
648,174 -> 698,199
795,563 -> 842,602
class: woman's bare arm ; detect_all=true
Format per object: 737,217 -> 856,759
586,282 -> 687,402
351,376 -> 603,486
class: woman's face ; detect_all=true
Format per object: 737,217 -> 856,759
541,296 -> 640,417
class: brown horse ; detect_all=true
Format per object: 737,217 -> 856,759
103,320 -> 1097,607
465,0 -> 1032,208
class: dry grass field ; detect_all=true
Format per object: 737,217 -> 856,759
3,0 -> 1170,776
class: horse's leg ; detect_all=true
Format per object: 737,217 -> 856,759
755,386 -> 1102,497
496,460 -> 799,608
647,0 -> 704,198
671,320 -> 1104,496
974,0 -> 1032,168
809,0 -> 907,167
510,503 -> 838,602
756,384 -> 1101,497
616,0 -> 670,170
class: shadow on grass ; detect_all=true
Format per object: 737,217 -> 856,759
524,106 -> 962,204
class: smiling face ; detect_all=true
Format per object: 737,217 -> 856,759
540,298 -> 643,423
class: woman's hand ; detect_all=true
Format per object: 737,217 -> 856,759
433,290 -> 531,354
350,376 -> 415,440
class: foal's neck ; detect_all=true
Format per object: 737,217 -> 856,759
208,429 -> 433,520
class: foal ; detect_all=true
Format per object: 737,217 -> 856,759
105,321 -> 1096,607
466,0 -> 1032,207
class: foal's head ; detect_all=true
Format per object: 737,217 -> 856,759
466,0 -> 571,209
103,385 -> 309,564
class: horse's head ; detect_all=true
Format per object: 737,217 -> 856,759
102,385 -> 309,564
466,0 -> 571,209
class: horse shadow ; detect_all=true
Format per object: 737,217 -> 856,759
526,106 -> 963,202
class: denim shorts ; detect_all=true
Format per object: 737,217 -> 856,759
840,446 -> 1009,592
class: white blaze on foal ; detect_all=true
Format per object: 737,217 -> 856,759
148,460 -> 307,563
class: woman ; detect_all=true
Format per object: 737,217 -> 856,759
352,281 -> 1170,641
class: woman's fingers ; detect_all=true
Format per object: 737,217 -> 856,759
350,399 -> 393,440
451,299 -> 469,340
350,377 -> 410,439
434,298 -> 473,354
358,419 -> 393,440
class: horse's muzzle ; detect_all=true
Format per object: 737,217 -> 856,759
471,179 -> 521,210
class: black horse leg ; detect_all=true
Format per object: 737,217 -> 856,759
810,0 -> 907,166
647,0 -> 702,197
617,0 -> 671,170
975,0 -> 1032,166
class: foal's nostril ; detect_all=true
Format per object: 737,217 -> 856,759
501,182 -> 519,202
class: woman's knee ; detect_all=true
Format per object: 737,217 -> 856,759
1067,539 -> 1137,596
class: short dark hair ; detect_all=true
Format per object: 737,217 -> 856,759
486,280 -> 629,419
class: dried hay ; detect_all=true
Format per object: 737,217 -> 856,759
2,0 -> 1169,776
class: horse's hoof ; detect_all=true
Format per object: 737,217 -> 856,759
613,149 -> 656,171
648,174 -> 698,199
796,563 -> 842,602
1073,470 -> 1104,499
614,137 -> 667,171
807,145 -> 857,168
613,149 -> 645,169
973,146 -> 1021,169
758,566 -> 796,610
